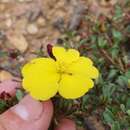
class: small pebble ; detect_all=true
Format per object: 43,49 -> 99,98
37,17 -> 46,27
17,56 -> 25,63
0,4 -> 6,11
75,36 -> 81,42
5,13 -> 10,18
6,19 -> 12,28
0,70 -> 13,82
7,30 -> 28,53
27,24 -> 38,35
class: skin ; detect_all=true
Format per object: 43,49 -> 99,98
0,79 -> 76,130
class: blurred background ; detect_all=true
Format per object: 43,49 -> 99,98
0,0 -> 130,130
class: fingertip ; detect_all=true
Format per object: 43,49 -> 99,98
55,118 -> 76,130
42,99 -> 54,115
38,99 -> 54,129
11,95 -> 54,122
0,95 -> 54,130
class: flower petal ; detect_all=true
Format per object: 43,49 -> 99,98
65,49 -> 80,62
58,74 -> 94,99
68,57 -> 99,79
52,47 -> 79,63
22,58 -> 60,100
22,73 -> 60,100
52,47 -> 66,60
87,66 -> 99,79
22,58 -> 57,77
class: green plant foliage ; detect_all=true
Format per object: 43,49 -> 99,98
55,3 -> 130,129
16,89 -> 24,101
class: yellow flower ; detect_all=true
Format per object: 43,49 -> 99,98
22,47 -> 99,100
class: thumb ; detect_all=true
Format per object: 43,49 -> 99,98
0,95 -> 53,130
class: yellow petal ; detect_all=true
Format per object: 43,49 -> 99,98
68,57 -> 99,79
22,57 -> 60,100
88,66 -> 99,79
52,47 -> 66,61
65,49 -> 80,62
22,72 -> 60,100
58,74 -> 94,99
52,47 -> 79,63
22,58 -> 57,77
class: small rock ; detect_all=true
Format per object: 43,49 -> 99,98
4,13 -> 10,19
14,18 -> 28,34
27,24 -> 38,35
100,0 -> 118,6
5,19 -> 12,28
37,17 -> 46,27
0,4 -> 6,11
75,36 -> 81,42
6,30 -> 28,53
0,70 -> 13,82
17,56 -> 25,63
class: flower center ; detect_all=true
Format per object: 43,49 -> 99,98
56,61 -> 72,75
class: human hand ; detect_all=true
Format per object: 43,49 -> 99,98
0,79 -> 76,130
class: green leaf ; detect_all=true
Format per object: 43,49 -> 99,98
0,100 -> 8,113
110,48 -> 119,58
116,75 -> 128,87
102,83 -> 117,102
0,51 -> 8,57
98,37 -> 107,48
125,69 -> 130,79
66,31 -> 76,38
0,100 -> 7,108
126,110 -> 130,116
126,99 -> 130,109
111,121 -> 121,130
112,29 -> 122,42
90,35 -> 97,43
120,104 -> 126,113
126,25 -> 130,33
79,39 -> 87,45
113,5 -> 123,20
107,69 -> 118,80
103,108 -> 115,124
81,95 -> 89,110
16,90 -> 24,101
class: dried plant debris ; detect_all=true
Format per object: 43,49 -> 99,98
84,116 -> 105,130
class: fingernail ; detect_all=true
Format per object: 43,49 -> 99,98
11,95 -> 43,121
